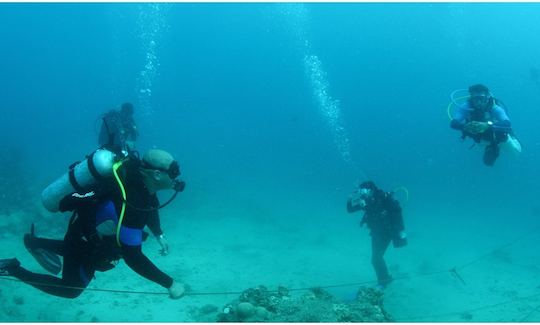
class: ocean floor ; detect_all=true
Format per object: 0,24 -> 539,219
1,194 -> 539,322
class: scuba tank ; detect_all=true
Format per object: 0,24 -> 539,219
41,149 -> 117,212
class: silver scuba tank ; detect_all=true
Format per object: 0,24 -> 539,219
41,149 -> 116,212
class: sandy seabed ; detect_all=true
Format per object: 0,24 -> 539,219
1,194 -> 539,322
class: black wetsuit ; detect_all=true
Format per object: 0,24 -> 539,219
9,158 -> 172,298
347,190 -> 405,286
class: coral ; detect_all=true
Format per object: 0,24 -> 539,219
236,302 -> 255,320
310,287 -> 333,301
213,285 -> 392,322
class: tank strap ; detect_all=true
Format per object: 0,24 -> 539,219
68,167 -> 85,193
87,151 -> 104,181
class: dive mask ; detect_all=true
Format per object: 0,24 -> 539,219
353,187 -> 371,208
143,160 -> 181,180
358,187 -> 372,199
470,94 -> 490,106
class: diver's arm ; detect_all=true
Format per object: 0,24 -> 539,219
492,105 -> 510,122
450,107 -> 467,130
146,196 -> 163,237
139,194 -> 169,255
490,106 -> 512,131
450,119 -> 466,130
494,120 -> 511,127
122,245 -> 173,288
146,209 -> 164,237
146,209 -> 169,255
347,198 -> 363,213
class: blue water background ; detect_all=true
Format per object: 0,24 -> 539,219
1,2 -> 539,299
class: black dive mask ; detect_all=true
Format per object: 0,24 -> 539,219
129,160 -> 185,212
357,187 -> 373,201
143,160 -> 181,180
470,94 -> 491,110
166,161 -> 181,179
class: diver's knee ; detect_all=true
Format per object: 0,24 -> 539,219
64,289 -> 84,299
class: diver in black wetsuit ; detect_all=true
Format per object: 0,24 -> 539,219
98,102 -> 139,156
0,149 -> 186,299
347,181 -> 407,289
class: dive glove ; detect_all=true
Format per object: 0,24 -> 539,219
168,280 -> 186,299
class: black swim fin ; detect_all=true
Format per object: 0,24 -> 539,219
0,258 -> 20,276
24,224 -> 62,275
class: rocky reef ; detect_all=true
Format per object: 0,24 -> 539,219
191,285 -> 393,322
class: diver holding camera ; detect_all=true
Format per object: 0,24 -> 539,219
347,181 -> 407,290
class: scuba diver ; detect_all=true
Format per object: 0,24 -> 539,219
98,102 -> 139,157
450,84 -> 517,166
347,181 -> 407,290
0,149 -> 186,299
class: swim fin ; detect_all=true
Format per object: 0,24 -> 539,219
24,224 -> 62,275
0,258 -> 20,276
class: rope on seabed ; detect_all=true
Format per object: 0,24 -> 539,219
396,291 -> 540,322
0,269 -> 449,297
452,225 -> 540,272
3,274 -> 540,322
1,225 -> 539,319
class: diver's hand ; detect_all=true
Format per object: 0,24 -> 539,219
463,121 -> 480,134
168,280 -> 186,299
359,218 -> 366,228
399,231 -> 407,240
349,189 -> 362,202
463,121 -> 490,134
349,195 -> 366,208
157,234 -> 169,256
350,196 -> 361,206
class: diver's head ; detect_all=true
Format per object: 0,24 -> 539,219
468,84 -> 492,111
140,149 -> 181,193
358,181 -> 377,199
120,103 -> 134,117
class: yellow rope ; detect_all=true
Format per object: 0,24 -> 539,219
447,95 -> 469,120
393,186 -> 409,203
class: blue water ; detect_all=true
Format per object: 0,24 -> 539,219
1,3 -> 540,321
